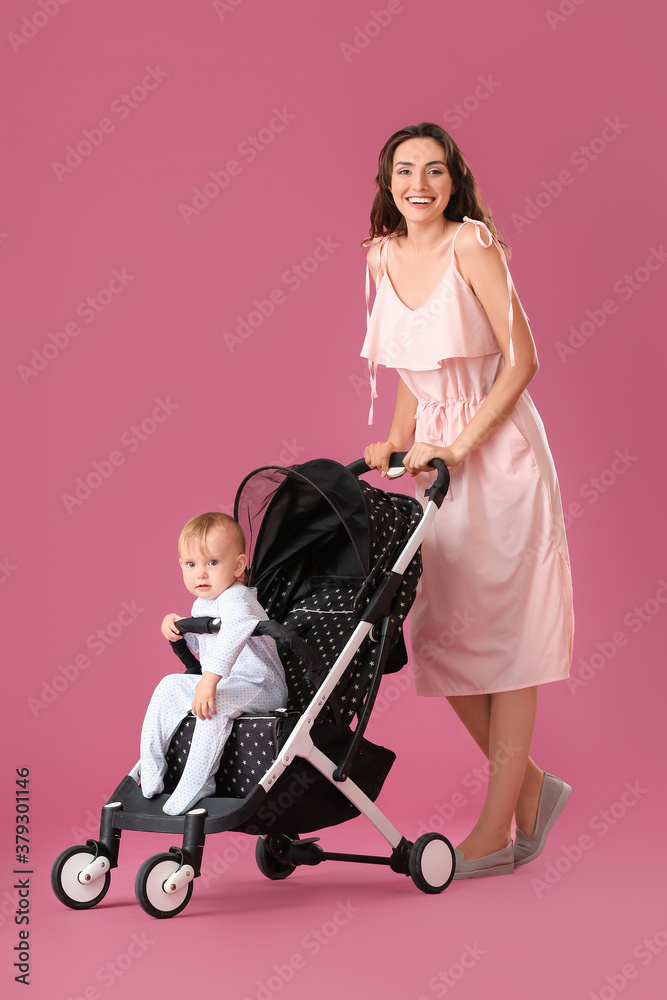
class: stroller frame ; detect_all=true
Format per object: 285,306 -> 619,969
51,455 -> 456,917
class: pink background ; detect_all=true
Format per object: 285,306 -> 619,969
3,1 -> 666,997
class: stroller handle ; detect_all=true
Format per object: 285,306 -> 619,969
347,452 -> 450,506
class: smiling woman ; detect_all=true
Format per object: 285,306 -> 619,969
359,122 -> 575,880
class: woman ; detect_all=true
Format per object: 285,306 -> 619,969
361,123 -> 574,879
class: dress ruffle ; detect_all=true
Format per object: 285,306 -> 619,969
360,217 -> 516,424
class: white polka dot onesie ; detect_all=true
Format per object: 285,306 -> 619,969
140,584 -> 287,815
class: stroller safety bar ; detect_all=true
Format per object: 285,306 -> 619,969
173,616 -> 221,634
173,616 -> 324,681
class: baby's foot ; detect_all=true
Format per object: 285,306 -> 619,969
162,775 -> 216,816
139,768 -> 165,799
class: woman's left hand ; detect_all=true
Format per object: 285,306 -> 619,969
402,442 -> 463,476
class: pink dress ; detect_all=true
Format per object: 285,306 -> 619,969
360,217 -> 574,696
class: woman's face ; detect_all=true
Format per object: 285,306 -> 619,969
390,137 -> 454,223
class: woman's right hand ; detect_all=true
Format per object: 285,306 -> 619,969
161,613 -> 184,643
363,440 -> 398,478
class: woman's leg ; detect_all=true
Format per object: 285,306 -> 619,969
447,687 -> 543,858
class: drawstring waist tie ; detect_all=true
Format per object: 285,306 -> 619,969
413,397 -> 487,504
415,395 -> 486,441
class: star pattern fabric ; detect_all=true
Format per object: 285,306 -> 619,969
165,713 -> 298,798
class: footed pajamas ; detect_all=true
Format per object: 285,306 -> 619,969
140,584 -> 287,815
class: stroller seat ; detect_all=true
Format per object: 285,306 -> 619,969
164,710 -> 299,800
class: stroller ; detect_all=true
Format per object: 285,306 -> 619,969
51,454 -> 454,918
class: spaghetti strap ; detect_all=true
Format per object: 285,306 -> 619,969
364,234 -> 396,424
379,234 -> 391,278
459,216 -> 516,366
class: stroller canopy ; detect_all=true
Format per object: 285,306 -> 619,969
234,459 -> 423,721
236,459 -> 378,601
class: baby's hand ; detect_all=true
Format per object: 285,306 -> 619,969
192,673 -> 219,721
161,613 -> 184,643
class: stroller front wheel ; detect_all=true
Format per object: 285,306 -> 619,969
51,845 -> 112,910
409,833 -> 456,893
135,853 -> 194,918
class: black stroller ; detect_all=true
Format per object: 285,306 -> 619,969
51,454 -> 455,918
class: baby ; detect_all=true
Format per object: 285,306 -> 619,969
140,511 -> 287,816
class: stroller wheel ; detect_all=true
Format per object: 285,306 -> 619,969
135,853 -> 194,918
51,845 -> 111,910
409,833 -> 456,893
255,834 -> 299,880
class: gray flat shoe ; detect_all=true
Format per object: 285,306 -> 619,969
452,842 -> 514,879
514,772 -> 572,868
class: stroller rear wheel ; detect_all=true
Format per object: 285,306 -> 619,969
135,853 -> 194,918
409,833 -> 456,893
255,834 -> 299,880
51,845 -> 112,910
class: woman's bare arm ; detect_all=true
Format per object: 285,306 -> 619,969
364,375 -> 417,476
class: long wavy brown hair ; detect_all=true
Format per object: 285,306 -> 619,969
361,122 -> 510,258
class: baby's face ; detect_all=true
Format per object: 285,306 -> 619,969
179,526 -> 247,602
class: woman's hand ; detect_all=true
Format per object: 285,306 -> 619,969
161,613 -> 184,642
192,673 -> 219,721
363,440 -> 399,478
402,442 -> 464,477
